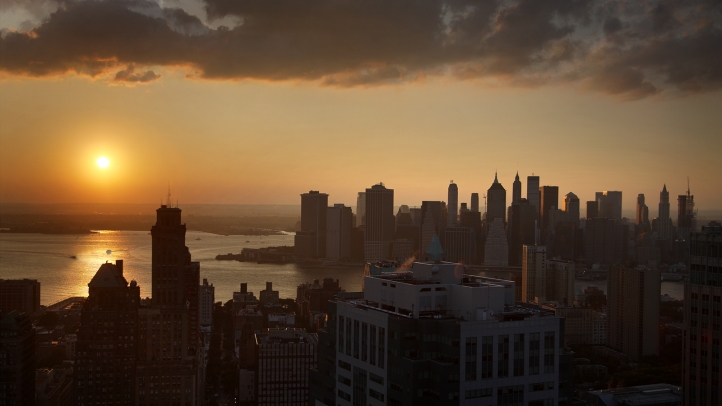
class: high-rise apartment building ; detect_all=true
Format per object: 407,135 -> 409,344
256,328 -> 318,406
364,183 -> 395,261
0,310 -> 35,406
0,279 -> 41,315
199,278 -> 215,326
596,191 -> 622,221
657,184 -> 672,240
607,266 -> 660,362
484,218 -> 508,266
310,257 -> 570,406
295,191 -> 329,258
486,172 -> 507,225
522,245 -> 547,304
471,193 -> 480,213
547,260 -> 575,306
448,181 -> 458,226
683,226 -> 722,406
539,186 -> 559,239
326,204 -> 353,260
527,175 -> 540,215
74,260 -> 140,405
563,193 -> 579,224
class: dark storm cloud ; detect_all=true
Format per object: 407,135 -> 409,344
0,0 -> 720,98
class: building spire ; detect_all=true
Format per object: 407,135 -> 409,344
166,183 -> 171,207
494,171 -> 498,184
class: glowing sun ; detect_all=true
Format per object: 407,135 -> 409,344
96,156 -> 110,168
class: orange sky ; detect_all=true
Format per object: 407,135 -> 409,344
1,1 -> 721,212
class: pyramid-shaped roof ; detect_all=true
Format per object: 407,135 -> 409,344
88,262 -> 127,288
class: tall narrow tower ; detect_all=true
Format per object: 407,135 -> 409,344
512,172 -> 522,204
470,193 -> 480,213
678,179 -> 696,241
658,184 -> 671,240
364,183 -> 394,261
448,181 -> 458,226
527,175 -> 540,215
486,172 -> 507,224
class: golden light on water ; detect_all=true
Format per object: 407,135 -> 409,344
96,156 -> 110,168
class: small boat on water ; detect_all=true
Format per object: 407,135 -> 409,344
195,238 -> 201,240
69,255 -> 77,259
246,240 -> 250,243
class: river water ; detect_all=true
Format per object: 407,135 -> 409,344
0,231 -> 684,305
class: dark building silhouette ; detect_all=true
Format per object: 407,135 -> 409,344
74,260 -> 139,405
596,191 -> 622,221
636,194 -> 649,227
684,226 -> 722,406
326,204 -> 353,260
0,310 -> 35,406
137,203 -> 201,405
444,226 -> 476,264
539,186 -> 559,240
459,210 -> 483,264
420,200 -> 447,253
586,201 -> 598,220
527,175 -> 540,215
364,183 -> 395,261
656,184 -> 673,240
0,278 -> 40,315
512,172 -> 522,204
295,191 -> 329,258
486,172 -> 507,225
678,185 -> 696,242
584,218 -> 628,266
470,193 -> 480,213
447,181 -> 458,226
508,198 -> 536,266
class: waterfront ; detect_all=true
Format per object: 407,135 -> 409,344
0,231 -> 685,305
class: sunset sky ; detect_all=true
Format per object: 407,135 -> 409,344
1,0 -> 721,212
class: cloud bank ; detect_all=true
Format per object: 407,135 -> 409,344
1,0 -> 720,98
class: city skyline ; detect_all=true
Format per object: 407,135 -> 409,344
1,1 -> 721,209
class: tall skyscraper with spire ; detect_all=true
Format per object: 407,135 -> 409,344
527,175 -> 540,215
512,172 -> 522,204
447,181 -> 458,226
657,184 -> 672,240
486,172 -> 507,225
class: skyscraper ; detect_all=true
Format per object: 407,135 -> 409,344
584,217 -> 628,266
420,200 -> 447,254
586,201 -> 598,220
0,278 -> 40,315
326,204 -> 353,260
139,202 -> 201,405
295,190 -> 329,257
684,225 -> 722,406
484,218 -> 508,266
75,260 -> 140,405
596,191 -> 622,220
199,278 -> 214,327
657,184 -> 672,240
636,194 -> 649,226
508,199 -> 537,266
522,244 -> 547,303
678,182 -> 696,242
470,193 -> 480,213
0,310 -> 35,406
447,181 -> 458,226
563,192 -> 580,223
486,172 -> 507,224
607,266 -> 660,362
539,186 -> 559,238
512,172 -> 522,204
527,175 -> 540,214
364,183 -> 394,261
356,192 -> 366,226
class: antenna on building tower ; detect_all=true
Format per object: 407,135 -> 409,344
166,183 -> 171,207
687,176 -> 691,197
